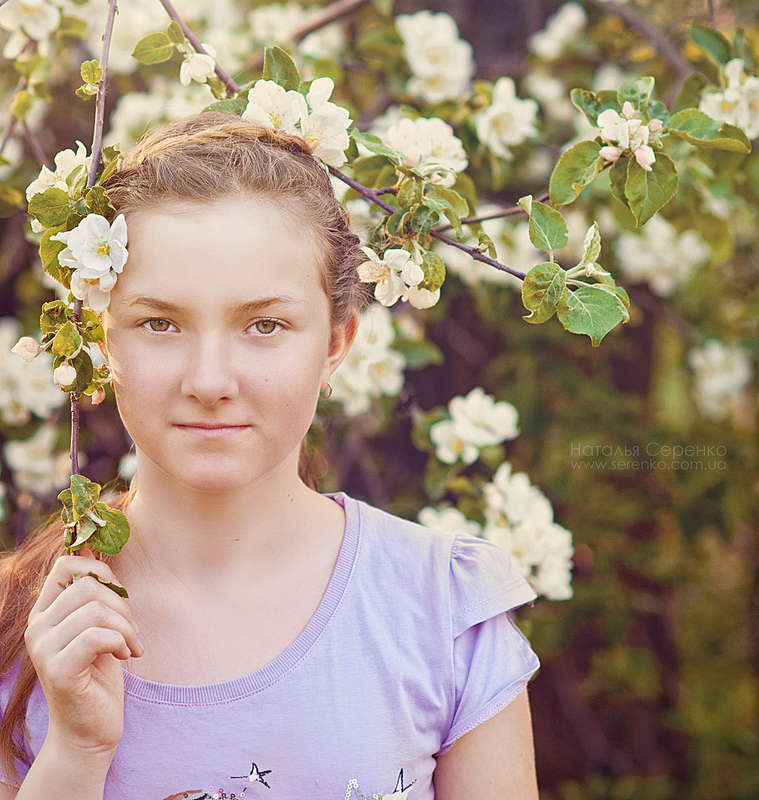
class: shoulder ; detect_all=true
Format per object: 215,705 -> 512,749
339,493 -> 537,624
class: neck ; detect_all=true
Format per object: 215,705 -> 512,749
112,450 -> 328,593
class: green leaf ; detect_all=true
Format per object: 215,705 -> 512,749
86,570 -> 129,598
608,156 -> 629,208
570,88 -> 620,126
262,45 -> 300,92
352,154 -> 395,188
556,284 -> 628,346
81,309 -> 105,343
617,77 -> 655,111
672,73 -> 709,114
580,222 -> 602,265
11,90 -> 32,121
166,20 -> 185,45
57,15 -> 87,39
477,229 -> 497,258
131,32 -> 174,65
351,131 -> 403,164
85,186 -> 116,218
667,108 -> 752,152
69,516 -> 98,550
688,24 -> 733,66
518,196 -> 568,252
625,154 -> 678,227
732,28 -> 755,73
452,172 -> 477,215
28,187 -> 71,227
549,140 -> 604,208
40,300 -> 69,335
40,228 -> 70,287
51,320 -> 83,358
70,348 -> 94,392
371,0 -> 394,15
420,251 -> 446,291
87,503 -> 130,556
385,209 -> 409,238
410,205 -> 439,236
397,176 -> 423,208
75,84 -> 98,101
69,474 -> 101,521
202,96 -> 247,115
430,186 -> 468,218
80,59 -> 102,84
521,261 -> 567,324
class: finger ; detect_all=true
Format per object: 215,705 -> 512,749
58,627 -> 134,677
31,555 -> 122,618
43,601 -> 143,661
38,572 -> 137,632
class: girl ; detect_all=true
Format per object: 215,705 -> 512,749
0,114 -> 541,799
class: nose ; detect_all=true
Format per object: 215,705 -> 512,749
180,334 -> 240,406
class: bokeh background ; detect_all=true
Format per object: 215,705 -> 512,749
1,1 -> 758,797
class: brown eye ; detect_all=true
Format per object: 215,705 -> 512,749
147,319 -> 171,332
253,319 -> 279,335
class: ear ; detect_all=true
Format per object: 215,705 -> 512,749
321,312 -> 358,390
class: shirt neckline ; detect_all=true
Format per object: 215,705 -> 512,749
122,492 -> 360,705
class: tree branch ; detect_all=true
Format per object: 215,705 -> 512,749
585,0 -> 693,101
157,0 -> 241,96
433,190 -> 550,232
328,165 -> 527,280
245,0 -> 370,71
22,122 -> 51,169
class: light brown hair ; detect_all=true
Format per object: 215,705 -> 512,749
0,113 -> 371,785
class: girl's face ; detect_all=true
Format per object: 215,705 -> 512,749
100,195 -> 355,494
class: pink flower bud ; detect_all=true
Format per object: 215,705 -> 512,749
11,336 -> 40,363
53,363 -> 77,388
648,118 -> 663,133
90,386 -> 107,405
599,145 -> 621,163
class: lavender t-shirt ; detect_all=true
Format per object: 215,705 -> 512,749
1,492 -> 540,799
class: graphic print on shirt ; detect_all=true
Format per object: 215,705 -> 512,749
230,762 -> 273,787
343,768 -> 416,799
158,758 -> 275,799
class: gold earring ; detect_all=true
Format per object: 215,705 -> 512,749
320,381 -> 333,399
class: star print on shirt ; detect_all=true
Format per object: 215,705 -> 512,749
230,761 -> 273,788
343,768 -> 416,799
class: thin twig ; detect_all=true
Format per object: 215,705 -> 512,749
22,122 -> 51,169
585,0 -> 693,102
87,0 -> 118,187
157,0 -> 241,96
707,0 -> 717,29
0,75 -> 27,159
433,190 -> 550,232
328,166 -> 527,280
245,0 -> 370,71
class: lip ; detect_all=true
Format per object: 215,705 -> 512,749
174,424 -> 251,438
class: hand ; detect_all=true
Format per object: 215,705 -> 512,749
24,550 -> 143,758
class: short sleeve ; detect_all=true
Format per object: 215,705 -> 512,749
435,532 -> 541,757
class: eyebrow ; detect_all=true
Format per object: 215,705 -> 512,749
122,294 -> 307,315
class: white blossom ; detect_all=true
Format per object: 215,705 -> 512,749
418,505 -> 482,536
522,72 -> 575,122
483,461 -> 574,600
430,387 -> 520,464
357,246 -> 439,309
596,101 -> 661,172
52,363 -> 76,388
475,77 -> 539,160
688,340 -> 754,421
51,214 -> 128,312
331,304 -> 406,416
395,10 -> 474,104
614,215 -> 709,297
528,2 -> 586,61
699,58 -> 759,140
179,44 -> 217,86
0,317 -> 66,426
380,116 -> 468,188
242,79 -> 306,135
299,77 -> 352,167
3,422 -> 70,496
26,141 -> 89,201
0,0 -> 60,59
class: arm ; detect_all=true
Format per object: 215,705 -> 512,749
432,687 -> 539,800
13,733 -> 115,800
